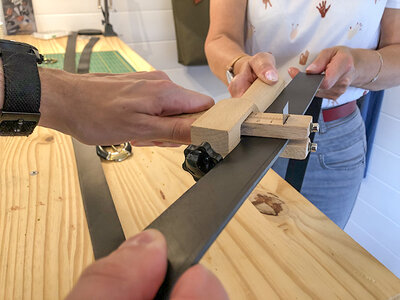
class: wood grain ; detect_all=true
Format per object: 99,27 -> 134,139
191,78 -> 286,157
0,35 -> 153,300
191,98 -> 255,157
241,113 -> 312,140
1,36 -> 400,300
280,138 -> 311,160
0,128 -> 93,300
242,78 -> 286,112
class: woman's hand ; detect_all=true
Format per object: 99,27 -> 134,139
228,52 -> 279,97
38,69 -> 214,145
289,46 -> 359,100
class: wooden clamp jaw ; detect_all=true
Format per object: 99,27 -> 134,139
190,78 -> 318,160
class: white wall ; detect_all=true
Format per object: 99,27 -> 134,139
31,0 -> 228,100
10,0 -> 400,279
345,86 -> 400,278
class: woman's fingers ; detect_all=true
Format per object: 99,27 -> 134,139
249,52 -> 279,85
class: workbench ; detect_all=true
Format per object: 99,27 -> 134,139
0,35 -> 399,300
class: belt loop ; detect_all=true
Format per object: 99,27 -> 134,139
318,109 -> 327,134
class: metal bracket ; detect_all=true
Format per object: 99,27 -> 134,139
96,142 -> 132,162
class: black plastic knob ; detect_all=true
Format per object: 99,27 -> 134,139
182,142 -> 223,181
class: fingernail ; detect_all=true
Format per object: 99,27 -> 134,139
306,64 -> 317,72
122,229 -> 161,248
265,70 -> 278,82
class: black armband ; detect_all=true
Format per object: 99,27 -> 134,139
0,39 -> 43,136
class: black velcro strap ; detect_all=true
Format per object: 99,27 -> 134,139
2,50 -> 41,113
0,49 -> 41,136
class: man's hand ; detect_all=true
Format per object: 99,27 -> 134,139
66,229 -> 229,300
228,52 -> 279,97
289,46 -> 359,100
38,69 -> 214,145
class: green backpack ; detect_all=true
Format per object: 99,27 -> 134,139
171,0 -> 210,65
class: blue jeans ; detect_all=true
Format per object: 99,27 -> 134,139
272,107 -> 367,229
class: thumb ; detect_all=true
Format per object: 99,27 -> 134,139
66,230 -> 167,300
171,264 -> 229,300
249,52 -> 279,85
143,116 -> 195,144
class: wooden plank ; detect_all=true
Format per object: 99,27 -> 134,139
103,148 -> 400,299
0,35 -> 153,300
242,78 -> 286,112
0,128 -> 93,300
191,98 -> 255,157
241,113 -> 312,140
191,78 -> 286,157
1,35 -> 400,300
280,138 -> 311,160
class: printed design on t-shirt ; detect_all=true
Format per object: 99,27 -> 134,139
193,0 -> 202,4
299,50 -> 310,65
327,99 -> 339,106
348,22 -> 362,39
316,1 -> 331,18
290,24 -> 299,40
247,22 -> 256,41
263,0 -> 272,9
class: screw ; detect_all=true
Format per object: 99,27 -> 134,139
310,123 -> 319,133
309,143 -> 318,152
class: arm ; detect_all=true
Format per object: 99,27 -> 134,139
205,0 -> 247,84
205,0 -> 279,97
304,8 -> 400,98
358,8 -> 400,90
1,63 -> 214,144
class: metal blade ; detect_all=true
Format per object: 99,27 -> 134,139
282,101 -> 289,124
147,73 -> 324,299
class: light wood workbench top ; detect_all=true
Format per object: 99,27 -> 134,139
0,35 -> 399,300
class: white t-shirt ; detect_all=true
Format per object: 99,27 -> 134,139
245,0 -> 400,108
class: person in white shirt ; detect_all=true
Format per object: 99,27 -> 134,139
205,0 -> 400,228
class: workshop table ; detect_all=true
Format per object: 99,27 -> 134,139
1,35 -> 399,300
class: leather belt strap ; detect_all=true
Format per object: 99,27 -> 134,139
77,37 -> 100,74
64,32 -> 78,73
285,97 -> 322,192
322,100 -> 357,122
285,99 -> 357,192
64,33 -> 126,259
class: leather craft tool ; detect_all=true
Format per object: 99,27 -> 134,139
147,73 -> 324,299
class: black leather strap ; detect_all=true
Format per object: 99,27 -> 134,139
147,73 -> 324,299
63,32 -> 78,73
72,138 -> 126,259
78,37 -> 100,74
64,34 -> 126,259
285,97 -> 322,192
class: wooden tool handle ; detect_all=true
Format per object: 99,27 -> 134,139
242,78 -> 286,112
